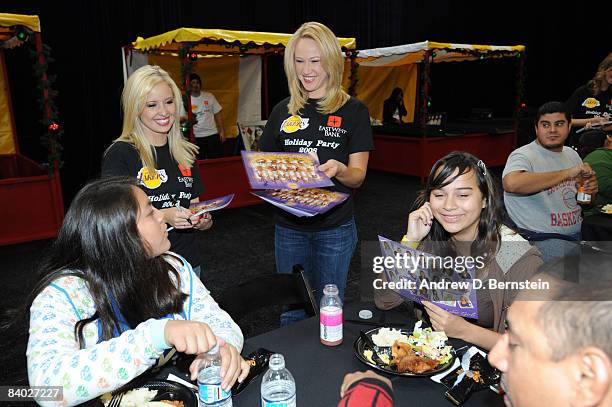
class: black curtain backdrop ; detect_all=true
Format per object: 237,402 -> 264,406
2,0 -> 609,203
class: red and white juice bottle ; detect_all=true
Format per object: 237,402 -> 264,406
320,284 -> 343,346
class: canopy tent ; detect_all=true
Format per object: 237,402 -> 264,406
123,28 -> 357,139
0,13 -> 40,40
350,40 -> 525,125
357,41 -> 526,180
0,14 -> 41,154
0,13 -> 64,245
132,28 -> 356,54
355,40 -> 525,65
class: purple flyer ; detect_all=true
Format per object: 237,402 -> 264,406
252,188 -> 348,217
377,236 -> 479,319
189,194 -> 234,216
241,151 -> 334,190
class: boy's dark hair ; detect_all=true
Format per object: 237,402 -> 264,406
535,101 -> 572,125
189,73 -> 201,85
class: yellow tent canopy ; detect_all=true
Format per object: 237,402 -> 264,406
0,13 -> 40,43
132,27 -> 356,54
1,13 -> 43,155
352,40 -> 525,124
356,40 -> 525,66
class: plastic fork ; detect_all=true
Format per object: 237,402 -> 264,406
107,392 -> 123,407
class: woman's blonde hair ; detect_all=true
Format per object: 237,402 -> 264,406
588,52 -> 612,95
114,65 -> 197,171
284,22 -> 349,115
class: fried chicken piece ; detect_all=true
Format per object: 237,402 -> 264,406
396,353 -> 439,373
390,340 -> 440,373
391,341 -> 412,358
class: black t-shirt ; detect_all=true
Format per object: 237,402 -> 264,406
101,141 -> 204,267
259,96 -> 374,231
383,98 -> 407,123
566,84 -> 612,120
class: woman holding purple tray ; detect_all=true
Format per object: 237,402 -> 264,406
375,152 -> 543,350
259,22 -> 374,324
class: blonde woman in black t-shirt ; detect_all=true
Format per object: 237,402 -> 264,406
566,53 -> 612,146
102,65 -> 210,277
260,22 -> 374,324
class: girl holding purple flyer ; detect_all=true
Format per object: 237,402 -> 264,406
375,152 -> 543,350
260,22 -> 374,324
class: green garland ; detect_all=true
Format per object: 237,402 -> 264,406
1,25 -> 63,168
30,43 -> 63,168
347,51 -> 359,96
515,52 -> 527,118
178,44 -> 197,135
430,48 -> 522,62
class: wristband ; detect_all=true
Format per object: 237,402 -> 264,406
400,235 -> 420,248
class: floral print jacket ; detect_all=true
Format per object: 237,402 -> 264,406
27,253 -> 243,406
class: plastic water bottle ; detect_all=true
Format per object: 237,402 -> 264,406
260,353 -> 296,407
320,284 -> 343,346
197,344 -> 232,407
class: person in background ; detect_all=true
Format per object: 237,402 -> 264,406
581,132 -> 612,216
376,151 -> 542,351
502,101 -> 598,263
24,177 -> 248,406
488,281 -> 612,407
338,370 -> 394,406
565,53 -> 612,147
102,65 -> 211,278
383,87 -> 407,124
183,73 -> 226,159
259,21 -> 374,324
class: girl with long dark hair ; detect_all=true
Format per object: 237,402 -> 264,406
376,152 -> 542,350
23,177 -> 248,406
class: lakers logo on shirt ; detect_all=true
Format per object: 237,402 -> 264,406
582,98 -> 600,109
137,167 -> 169,189
280,115 -> 309,134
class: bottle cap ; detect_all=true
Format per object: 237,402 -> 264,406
359,309 -> 373,319
268,353 -> 285,370
323,284 -> 339,296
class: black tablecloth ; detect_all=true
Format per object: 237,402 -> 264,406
582,213 -> 612,242
232,302 -> 504,407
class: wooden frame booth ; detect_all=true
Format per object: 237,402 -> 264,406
352,41 -> 526,180
0,13 -> 64,245
122,28 -> 356,207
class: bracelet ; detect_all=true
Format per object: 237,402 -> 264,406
400,235 -> 420,248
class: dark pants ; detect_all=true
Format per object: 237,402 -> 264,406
195,134 -> 223,159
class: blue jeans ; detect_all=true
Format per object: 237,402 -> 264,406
533,233 -> 582,281
275,219 -> 358,326
533,232 -> 581,264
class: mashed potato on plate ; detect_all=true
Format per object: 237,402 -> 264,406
101,388 -> 158,406
371,327 -> 409,347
